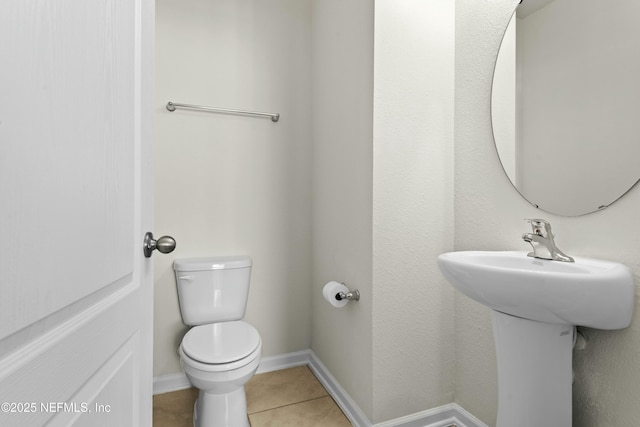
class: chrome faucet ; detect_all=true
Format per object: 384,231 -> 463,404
522,219 -> 574,262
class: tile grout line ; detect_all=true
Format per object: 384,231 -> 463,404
248,394 -> 334,416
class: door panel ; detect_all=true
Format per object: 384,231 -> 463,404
0,288 -> 138,426
0,0 -> 135,340
51,333 -> 138,427
0,0 -> 153,426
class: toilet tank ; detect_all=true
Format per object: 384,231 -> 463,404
173,256 -> 252,326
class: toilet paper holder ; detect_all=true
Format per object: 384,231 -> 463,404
335,284 -> 360,302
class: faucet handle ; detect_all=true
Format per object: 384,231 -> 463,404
525,219 -> 552,237
523,219 -> 574,262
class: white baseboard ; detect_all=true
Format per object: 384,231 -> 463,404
256,349 -> 310,374
373,404 -> 457,427
153,372 -> 191,395
450,404 -> 490,427
307,351 -> 489,427
307,351 -> 371,427
153,349 -> 488,427
369,403 -> 489,427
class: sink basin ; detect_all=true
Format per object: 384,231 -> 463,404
437,251 -> 634,329
439,250 -> 635,426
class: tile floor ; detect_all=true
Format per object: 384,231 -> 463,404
153,365 -> 352,427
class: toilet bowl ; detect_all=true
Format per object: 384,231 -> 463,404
173,256 -> 261,427
179,321 -> 262,427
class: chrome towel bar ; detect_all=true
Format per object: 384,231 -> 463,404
166,101 -> 280,123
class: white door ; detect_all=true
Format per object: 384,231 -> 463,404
0,1 -> 155,426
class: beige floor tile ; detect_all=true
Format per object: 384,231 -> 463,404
249,396 -> 352,427
246,366 -> 328,414
152,387 -> 198,427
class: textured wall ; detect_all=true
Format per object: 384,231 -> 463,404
455,0 -> 640,425
310,0 -> 375,419
310,1 -> 456,423
372,0 -> 455,423
154,0 -> 312,376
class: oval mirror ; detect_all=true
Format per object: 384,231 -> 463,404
491,0 -> 640,216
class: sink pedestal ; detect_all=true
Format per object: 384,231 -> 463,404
438,251 -> 634,425
492,311 -> 574,427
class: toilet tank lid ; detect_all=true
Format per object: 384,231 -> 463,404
173,256 -> 252,272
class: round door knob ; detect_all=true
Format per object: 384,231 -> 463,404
143,232 -> 176,258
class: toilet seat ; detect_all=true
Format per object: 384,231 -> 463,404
181,321 -> 260,366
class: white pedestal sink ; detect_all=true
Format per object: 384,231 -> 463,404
437,251 -> 634,427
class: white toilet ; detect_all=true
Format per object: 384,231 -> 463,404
173,256 -> 262,427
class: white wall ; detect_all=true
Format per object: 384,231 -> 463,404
152,0 -> 640,423
154,0 -> 312,376
311,1 -> 455,423
155,1 -> 456,423
455,0 -> 640,425
310,0 -> 375,419
372,0 -> 455,422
